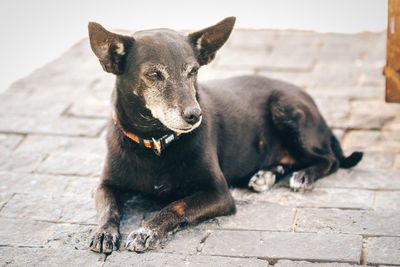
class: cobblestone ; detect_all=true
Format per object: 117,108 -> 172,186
201,231 -> 362,263
37,152 -> 103,176
0,115 -> 106,137
315,169 -> 400,190
0,247 -> 105,267
0,218 -> 57,247
231,187 -> 375,209
105,252 -> 267,267
0,134 -> 23,152
296,208 -> 400,236
275,260 -> 358,267
367,237 -> 400,265
374,191 -> 400,211
0,193 -> 96,224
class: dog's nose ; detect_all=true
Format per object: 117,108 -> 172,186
183,107 -> 202,125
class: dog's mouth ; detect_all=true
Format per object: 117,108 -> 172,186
167,116 -> 203,134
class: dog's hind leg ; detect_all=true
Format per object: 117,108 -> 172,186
269,94 -> 339,192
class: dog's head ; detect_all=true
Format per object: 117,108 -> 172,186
88,17 -> 235,133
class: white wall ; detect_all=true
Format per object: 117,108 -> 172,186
0,0 -> 387,93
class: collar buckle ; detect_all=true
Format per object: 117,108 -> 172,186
152,137 -> 162,156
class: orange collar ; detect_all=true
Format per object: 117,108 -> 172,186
112,111 -> 180,156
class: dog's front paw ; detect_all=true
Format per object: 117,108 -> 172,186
125,227 -> 160,252
248,170 -> 276,192
89,228 -> 120,254
289,171 -> 313,192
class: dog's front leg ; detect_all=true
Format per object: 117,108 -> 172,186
89,183 -> 121,254
125,189 -> 236,252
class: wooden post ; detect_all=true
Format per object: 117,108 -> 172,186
385,0 -> 400,103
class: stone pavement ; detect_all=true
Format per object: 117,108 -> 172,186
0,28 -> 400,266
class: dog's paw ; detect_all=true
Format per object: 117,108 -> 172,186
125,227 -> 160,252
89,228 -> 120,254
289,171 -> 313,192
248,170 -> 276,192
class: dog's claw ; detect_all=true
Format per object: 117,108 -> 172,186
89,229 -> 120,254
125,227 -> 160,252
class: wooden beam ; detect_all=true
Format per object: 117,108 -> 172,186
385,0 -> 400,102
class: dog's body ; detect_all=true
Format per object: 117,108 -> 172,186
88,17 -> 363,254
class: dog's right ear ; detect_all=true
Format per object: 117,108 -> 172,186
88,22 -> 134,75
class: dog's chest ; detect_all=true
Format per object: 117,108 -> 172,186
120,155 -> 188,198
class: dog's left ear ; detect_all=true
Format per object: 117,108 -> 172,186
88,22 -> 134,75
189,17 -> 236,65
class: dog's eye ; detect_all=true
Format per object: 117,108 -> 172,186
188,68 -> 198,78
146,71 -> 164,81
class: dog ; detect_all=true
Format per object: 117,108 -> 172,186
87,17 -> 363,254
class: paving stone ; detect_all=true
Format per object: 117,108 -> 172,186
0,151 -> 46,173
394,154 -> 400,169
201,230 -> 362,263
316,169 -> 400,190
358,65 -> 385,87
383,116 -> 400,131
0,247 -> 105,267
296,208 -> 400,236
225,29 -> 278,50
0,92 -> 70,118
16,134 -> 106,155
65,76 -> 114,119
265,46 -> 316,72
307,63 -> 361,89
215,203 -> 295,231
0,172 -> 69,194
342,114 -> 394,131
374,191 -> 400,211
37,152 -> 103,176
342,100 -> 400,129
367,237 -> 400,265
0,134 -> 23,152
313,97 -> 351,128
257,71 -> 310,89
0,193 -> 96,224
105,251 -> 267,267
67,97 -> 111,118
275,260 -> 358,267
64,176 -> 97,196
0,192 -> 13,209
343,130 -> 400,152
44,223 -> 95,250
0,218 -> 57,247
215,48 -> 272,71
231,187 -> 374,209
160,228 -> 208,255
316,33 -> 370,64
306,86 -> 383,100
351,151 -> 395,170
0,115 -> 106,137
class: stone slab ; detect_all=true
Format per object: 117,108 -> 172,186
296,208 -> 400,236
367,237 -> 400,265
201,230 -> 362,263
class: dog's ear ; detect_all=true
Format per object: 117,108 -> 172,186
88,22 -> 134,75
188,17 -> 236,65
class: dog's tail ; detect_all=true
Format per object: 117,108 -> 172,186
331,134 -> 363,169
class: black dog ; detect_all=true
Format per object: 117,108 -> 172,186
88,17 -> 363,254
